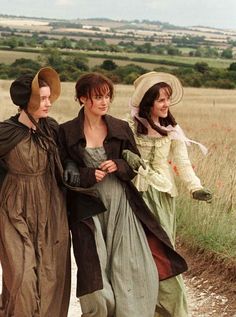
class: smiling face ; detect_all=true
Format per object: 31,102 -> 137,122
150,87 -> 171,123
81,85 -> 111,116
29,86 -> 51,120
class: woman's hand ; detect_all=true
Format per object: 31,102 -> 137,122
122,149 -> 146,170
99,160 -> 118,173
95,160 -> 117,182
95,169 -> 107,182
192,188 -> 212,202
63,161 -> 80,186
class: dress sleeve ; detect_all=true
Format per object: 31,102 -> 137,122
170,138 -> 203,193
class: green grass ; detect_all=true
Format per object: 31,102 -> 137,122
87,56 -> 176,71
0,47 -> 233,69
82,50 -> 233,69
176,198 -> 236,259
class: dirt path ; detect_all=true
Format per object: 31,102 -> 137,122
65,262 -> 236,317
184,275 -> 233,317
180,243 -> 236,317
1,256 -> 235,317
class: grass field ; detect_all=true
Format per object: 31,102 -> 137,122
0,49 -> 175,71
0,48 -> 233,70
1,79 -> 236,261
0,50 -> 40,64
83,50 -> 233,69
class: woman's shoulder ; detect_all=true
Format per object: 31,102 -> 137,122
0,115 -> 23,133
105,114 -> 131,132
46,116 -> 59,127
105,114 -> 133,140
105,114 -> 129,126
60,116 -> 79,128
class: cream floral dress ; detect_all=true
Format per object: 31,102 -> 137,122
128,117 -> 204,317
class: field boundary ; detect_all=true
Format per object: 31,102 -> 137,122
178,238 -> 236,312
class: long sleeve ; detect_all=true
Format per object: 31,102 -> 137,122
171,139 -> 203,193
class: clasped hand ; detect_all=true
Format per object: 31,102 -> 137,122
95,160 -> 117,182
122,149 -> 146,170
63,161 -> 80,186
192,188 -> 212,202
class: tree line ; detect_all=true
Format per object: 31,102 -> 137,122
0,32 -> 234,59
1,48 -> 236,88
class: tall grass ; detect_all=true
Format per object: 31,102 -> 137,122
1,80 -> 236,260
174,91 -> 236,259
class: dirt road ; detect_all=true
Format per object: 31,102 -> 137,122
56,260 -> 229,317
184,275 -> 234,317
68,258 -> 235,317
1,255 -> 235,316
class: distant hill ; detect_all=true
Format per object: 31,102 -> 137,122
0,14 -> 236,49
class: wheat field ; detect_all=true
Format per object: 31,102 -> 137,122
1,79 -> 236,257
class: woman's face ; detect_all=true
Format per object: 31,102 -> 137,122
150,87 -> 171,122
81,87 -> 111,116
30,86 -> 51,120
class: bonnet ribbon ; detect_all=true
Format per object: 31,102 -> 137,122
130,101 -> 208,155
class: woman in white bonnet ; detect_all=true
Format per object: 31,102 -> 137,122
123,71 -> 212,317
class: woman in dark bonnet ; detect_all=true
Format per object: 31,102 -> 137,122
0,67 -> 70,317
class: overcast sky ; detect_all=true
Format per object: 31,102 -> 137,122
0,0 -> 236,30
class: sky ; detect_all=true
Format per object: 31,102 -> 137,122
0,0 -> 236,30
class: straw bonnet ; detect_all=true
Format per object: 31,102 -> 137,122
10,67 -> 61,112
131,71 -> 183,108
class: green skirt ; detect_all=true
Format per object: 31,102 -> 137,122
142,187 -> 188,317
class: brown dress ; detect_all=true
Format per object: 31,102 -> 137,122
0,134 -> 70,317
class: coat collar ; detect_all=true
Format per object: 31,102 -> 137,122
64,107 -> 130,147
